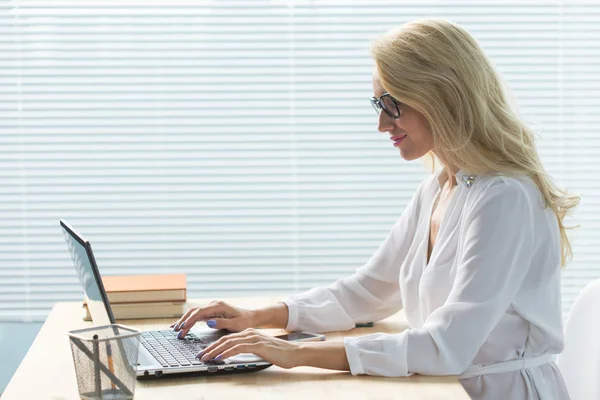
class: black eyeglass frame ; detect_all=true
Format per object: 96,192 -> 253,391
369,92 -> 403,119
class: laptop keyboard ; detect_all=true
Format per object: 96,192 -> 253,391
140,329 -> 218,368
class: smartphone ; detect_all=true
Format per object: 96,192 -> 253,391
274,332 -> 326,342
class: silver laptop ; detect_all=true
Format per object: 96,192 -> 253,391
60,219 -> 272,378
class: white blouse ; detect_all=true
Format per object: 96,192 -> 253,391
283,168 -> 571,400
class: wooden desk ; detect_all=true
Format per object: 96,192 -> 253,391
2,297 -> 469,399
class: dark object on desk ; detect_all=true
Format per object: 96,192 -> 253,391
355,322 -> 374,328
275,332 -> 326,342
137,363 -> 272,380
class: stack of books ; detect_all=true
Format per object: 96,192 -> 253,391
83,273 -> 187,321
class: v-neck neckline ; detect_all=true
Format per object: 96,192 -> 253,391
425,180 -> 461,267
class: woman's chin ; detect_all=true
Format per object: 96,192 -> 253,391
398,148 -> 416,161
397,147 -> 428,162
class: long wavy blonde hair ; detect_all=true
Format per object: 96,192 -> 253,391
371,19 -> 579,267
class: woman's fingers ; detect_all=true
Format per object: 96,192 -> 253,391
204,317 -> 227,330
208,343 -> 256,362
198,332 -> 260,361
171,300 -> 223,330
191,329 -> 300,370
172,304 -> 214,334
200,328 -> 252,352
176,308 -> 205,338
197,329 -> 256,357
171,301 -> 250,339
171,307 -> 196,331
177,304 -> 227,338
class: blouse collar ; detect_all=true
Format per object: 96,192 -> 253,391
436,167 -> 477,189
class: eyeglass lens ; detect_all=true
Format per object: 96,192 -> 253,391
371,95 -> 400,119
380,96 -> 399,118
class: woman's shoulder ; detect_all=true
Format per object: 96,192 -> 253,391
466,172 -> 542,212
472,172 -> 536,193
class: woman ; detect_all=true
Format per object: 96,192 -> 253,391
172,19 -> 578,399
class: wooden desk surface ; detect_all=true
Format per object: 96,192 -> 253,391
2,297 -> 469,400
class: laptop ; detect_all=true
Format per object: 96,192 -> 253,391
60,219 -> 272,378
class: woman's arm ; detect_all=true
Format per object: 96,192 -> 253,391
197,327 -> 351,370
173,175 -> 428,336
295,341 -> 350,371
281,177 -> 430,334
251,302 -> 290,329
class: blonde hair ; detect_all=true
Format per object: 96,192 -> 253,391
371,19 -> 579,267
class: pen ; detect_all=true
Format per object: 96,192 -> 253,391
93,335 -> 101,395
106,342 -> 116,390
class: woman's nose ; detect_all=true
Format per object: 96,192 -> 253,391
377,111 -> 395,133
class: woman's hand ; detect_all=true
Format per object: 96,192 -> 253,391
171,300 -> 256,338
197,328 -> 301,369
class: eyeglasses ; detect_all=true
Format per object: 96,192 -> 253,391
370,92 -> 403,119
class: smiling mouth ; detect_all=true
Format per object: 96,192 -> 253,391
391,135 -> 407,147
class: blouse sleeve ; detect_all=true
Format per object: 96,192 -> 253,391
344,177 -> 535,376
281,177 -> 428,333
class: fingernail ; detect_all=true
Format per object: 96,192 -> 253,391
207,320 -> 217,328
178,321 -> 185,330
200,355 -> 208,362
196,351 -> 204,359
214,355 -> 223,361
177,330 -> 184,339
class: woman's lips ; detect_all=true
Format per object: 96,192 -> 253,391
390,134 -> 407,146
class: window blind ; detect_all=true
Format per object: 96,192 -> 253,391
1,1 -> 597,323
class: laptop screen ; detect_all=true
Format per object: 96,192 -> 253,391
60,220 -> 115,326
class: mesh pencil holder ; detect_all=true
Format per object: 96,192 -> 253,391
68,324 -> 141,400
